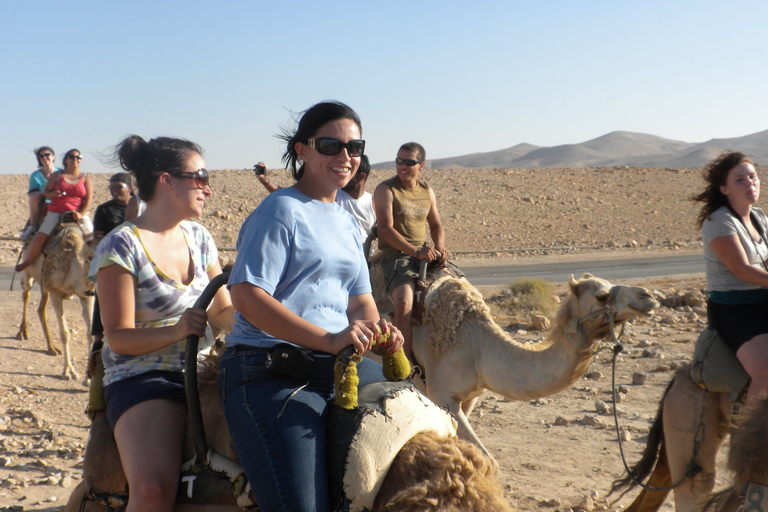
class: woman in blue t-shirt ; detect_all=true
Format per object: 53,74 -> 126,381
21,146 -> 61,239
694,150 -> 768,405
221,101 -> 405,512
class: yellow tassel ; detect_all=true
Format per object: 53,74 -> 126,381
334,351 -> 361,410
333,330 -> 412,409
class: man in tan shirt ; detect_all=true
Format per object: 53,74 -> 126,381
373,142 -> 449,360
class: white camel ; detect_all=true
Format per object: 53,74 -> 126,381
16,226 -> 94,380
370,259 -> 660,460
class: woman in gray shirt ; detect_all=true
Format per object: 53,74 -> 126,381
694,151 -> 768,405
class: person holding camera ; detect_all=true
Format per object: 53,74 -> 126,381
254,155 -> 376,241
220,101 -> 404,512
372,142 -> 449,360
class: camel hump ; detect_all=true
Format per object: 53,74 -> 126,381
690,327 -> 749,400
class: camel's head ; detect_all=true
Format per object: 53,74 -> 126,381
560,273 -> 659,341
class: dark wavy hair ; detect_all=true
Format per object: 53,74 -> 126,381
277,101 -> 362,181
692,151 -> 753,229
34,146 -> 55,167
112,135 -> 202,201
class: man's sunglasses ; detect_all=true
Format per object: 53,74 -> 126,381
170,168 -> 209,190
108,183 -> 128,190
395,157 -> 423,167
307,138 -> 365,157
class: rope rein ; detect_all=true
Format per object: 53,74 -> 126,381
575,284 -> 705,493
610,343 -> 705,492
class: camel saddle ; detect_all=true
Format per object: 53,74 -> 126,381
690,327 -> 750,401
327,381 -> 457,512
412,260 -> 465,325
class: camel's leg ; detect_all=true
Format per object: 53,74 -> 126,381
37,290 -> 60,355
16,276 -> 32,340
438,396 -> 499,470
79,295 -> 94,386
461,396 -> 480,418
50,293 -> 79,380
623,440 -> 673,512
663,375 -> 729,512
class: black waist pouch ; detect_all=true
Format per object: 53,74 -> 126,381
265,343 -> 316,381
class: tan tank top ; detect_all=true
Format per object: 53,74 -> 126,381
379,176 -> 432,254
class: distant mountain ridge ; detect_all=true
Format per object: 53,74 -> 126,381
371,129 -> 768,169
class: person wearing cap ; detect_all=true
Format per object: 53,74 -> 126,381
93,172 -> 133,245
90,172 -> 134,352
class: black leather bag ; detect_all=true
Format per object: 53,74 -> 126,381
265,343 -> 316,381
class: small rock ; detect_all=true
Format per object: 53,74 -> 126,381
633,372 -> 647,385
582,415 -> 607,427
554,416 -> 570,426
620,430 -> 632,441
618,385 -> 630,394
585,370 -> 603,380
594,400 -> 610,413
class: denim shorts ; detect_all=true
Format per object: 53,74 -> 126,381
218,344 -> 385,512
104,370 -> 186,429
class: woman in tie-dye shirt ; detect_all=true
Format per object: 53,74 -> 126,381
89,135 -> 235,512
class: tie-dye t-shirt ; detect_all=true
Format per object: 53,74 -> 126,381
89,221 -> 218,386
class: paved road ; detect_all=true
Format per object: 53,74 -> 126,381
460,253 -> 703,287
0,253 -> 703,293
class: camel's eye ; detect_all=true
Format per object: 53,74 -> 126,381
594,290 -> 610,302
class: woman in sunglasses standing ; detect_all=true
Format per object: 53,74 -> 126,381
89,135 -> 235,512
220,101 -> 404,512
15,148 -> 94,272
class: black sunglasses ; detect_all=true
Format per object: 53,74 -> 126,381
67,154 -> 82,161
170,168 -> 209,190
395,157 -> 423,166
39,152 -> 54,158
307,138 -> 365,157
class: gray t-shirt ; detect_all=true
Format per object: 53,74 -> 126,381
702,206 -> 768,292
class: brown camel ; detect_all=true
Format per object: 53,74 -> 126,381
16,226 -> 95,380
61,352 -> 512,512
609,366 -> 732,512
702,396 -> 768,512
369,259 -> 660,462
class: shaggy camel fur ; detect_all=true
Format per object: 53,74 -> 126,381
16,227 -> 94,380
370,262 -> 660,462
62,353 -> 510,512
609,367 -> 733,512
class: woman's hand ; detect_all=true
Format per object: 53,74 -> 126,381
370,319 -> 405,356
329,318 -> 405,356
173,307 -> 209,340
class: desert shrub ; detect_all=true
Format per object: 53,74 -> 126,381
493,277 -> 558,317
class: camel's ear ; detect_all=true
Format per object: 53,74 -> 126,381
568,274 -> 580,293
582,273 -> 594,279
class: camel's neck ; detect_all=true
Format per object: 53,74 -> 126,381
476,312 -> 598,401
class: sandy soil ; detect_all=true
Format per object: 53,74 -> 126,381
0,166 -> 745,511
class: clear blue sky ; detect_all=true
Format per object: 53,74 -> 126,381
3,0 -> 767,175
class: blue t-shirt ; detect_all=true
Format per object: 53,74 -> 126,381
226,187 -> 370,349
27,167 -> 62,200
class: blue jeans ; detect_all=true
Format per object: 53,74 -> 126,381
218,345 -> 385,512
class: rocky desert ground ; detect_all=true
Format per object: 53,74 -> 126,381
0,164 -> 763,511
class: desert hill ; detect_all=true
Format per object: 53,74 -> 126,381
372,128 -> 768,169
